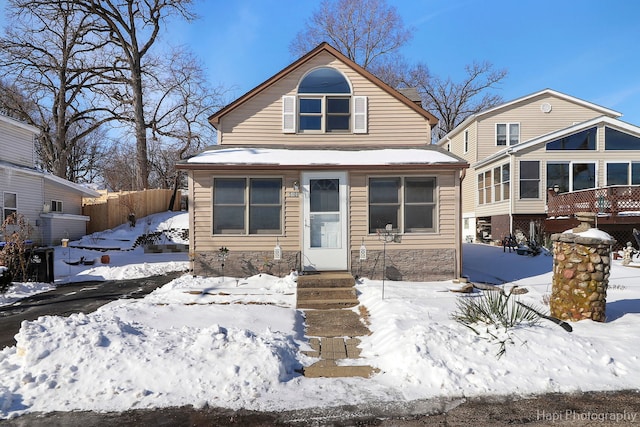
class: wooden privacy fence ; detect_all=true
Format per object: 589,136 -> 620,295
83,189 -> 179,234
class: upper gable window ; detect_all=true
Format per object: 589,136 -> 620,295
282,67 -> 367,134
605,127 -> 640,150
496,123 -> 519,146
546,127 -> 596,150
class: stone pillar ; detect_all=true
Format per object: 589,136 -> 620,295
550,212 -> 615,322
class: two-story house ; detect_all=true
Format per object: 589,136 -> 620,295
438,89 -> 640,246
0,112 -> 99,246
177,43 -> 468,281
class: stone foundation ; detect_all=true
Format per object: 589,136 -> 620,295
550,213 -> 615,322
193,251 -> 299,278
192,247 -> 457,281
351,248 -> 456,281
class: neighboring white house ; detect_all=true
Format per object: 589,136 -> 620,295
0,113 -> 99,246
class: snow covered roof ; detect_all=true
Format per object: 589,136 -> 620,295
178,145 -> 468,170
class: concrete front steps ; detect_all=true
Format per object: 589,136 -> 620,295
297,271 -> 377,378
296,271 -> 359,309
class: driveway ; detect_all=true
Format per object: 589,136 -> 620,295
0,271 -> 184,349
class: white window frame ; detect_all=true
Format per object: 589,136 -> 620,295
51,200 -> 63,213
547,161 -> 597,192
463,129 -> 469,153
519,160 -> 540,199
496,123 -> 520,146
3,192 -> 17,221
605,161 -> 640,186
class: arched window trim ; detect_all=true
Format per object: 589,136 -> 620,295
284,66 -> 366,134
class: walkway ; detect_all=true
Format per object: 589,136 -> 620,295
296,271 -> 377,378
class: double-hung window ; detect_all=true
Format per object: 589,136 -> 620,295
213,178 -> 282,235
519,161 -> 540,199
298,67 -> 351,133
3,192 -> 17,221
496,123 -> 519,146
284,67 -> 367,134
51,200 -> 63,213
368,177 -> 436,233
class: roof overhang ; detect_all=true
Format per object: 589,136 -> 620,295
436,88 -> 623,146
473,115 -> 640,169
177,145 -> 468,171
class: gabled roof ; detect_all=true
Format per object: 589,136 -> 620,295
208,42 -> 438,128
474,115 -> 640,169
437,88 -> 622,146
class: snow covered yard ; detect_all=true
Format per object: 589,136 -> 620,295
0,211 -> 639,419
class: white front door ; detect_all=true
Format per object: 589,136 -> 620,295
302,171 -> 348,271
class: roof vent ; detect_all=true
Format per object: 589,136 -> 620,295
541,102 -> 552,113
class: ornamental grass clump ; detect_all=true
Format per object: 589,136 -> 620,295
452,288 -> 542,358
453,288 -> 540,331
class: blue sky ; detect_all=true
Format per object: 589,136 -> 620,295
170,0 -> 640,124
2,0 -> 640,124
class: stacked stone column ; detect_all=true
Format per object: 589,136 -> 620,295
549,212 -> 615,323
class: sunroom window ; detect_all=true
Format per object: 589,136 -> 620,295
546,127 -> 596,150
605,127 -> 640,150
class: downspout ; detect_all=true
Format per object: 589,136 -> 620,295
508,150 -> 514,235
457,167 -> 466,279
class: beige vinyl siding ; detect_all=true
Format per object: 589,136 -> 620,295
0,121 -> 35,167
476,94 -> 610,160
349,170 -> 458,251
190,170 -> 301,253
217,51 -> 430,146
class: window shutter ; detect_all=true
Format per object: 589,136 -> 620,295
282,95 -> 296,133
353,96 -> 367,134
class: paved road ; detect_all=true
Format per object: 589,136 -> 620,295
3,390 -> 639,426
0,271 -> 184,348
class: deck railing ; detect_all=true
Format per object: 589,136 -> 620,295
546,185 -> 640,218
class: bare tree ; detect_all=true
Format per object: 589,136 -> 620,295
71,0 -> 197,190
404,61 -> 508,140
290,0 -> 412,70
291,0 -> 508,142
0,0 -> 114,181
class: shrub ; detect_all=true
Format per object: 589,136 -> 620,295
0,213 -> 33,292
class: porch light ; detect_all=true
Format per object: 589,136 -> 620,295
553,184 -> 560,193
292,180 -> 299,191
